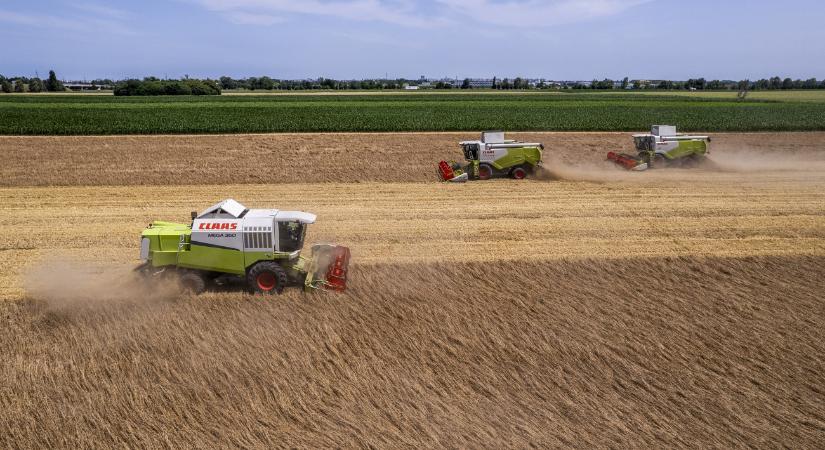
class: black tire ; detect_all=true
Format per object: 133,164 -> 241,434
179,271 -> 206,295
637,152 -> 651,167
478,163 -> 494,180
247,261 -> 288,294
652,154 -> 666,169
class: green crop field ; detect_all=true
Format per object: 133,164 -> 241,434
610,90 -> 825,103
1,92 -> 824,135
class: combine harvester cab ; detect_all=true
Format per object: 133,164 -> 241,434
438,131 -> 544,181
608,125 -> 711,171
138,199 -> 350,295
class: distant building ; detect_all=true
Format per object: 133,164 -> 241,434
468,78 -> 494,88
65,83 -> 106,91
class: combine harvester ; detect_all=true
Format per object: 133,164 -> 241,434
438,131 -> 544,182
136,199 -> 350,295
607,125 -> 711,171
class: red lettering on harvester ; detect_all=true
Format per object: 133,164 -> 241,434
198,223 -> 238,230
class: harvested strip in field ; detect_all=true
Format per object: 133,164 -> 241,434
3,256 -> 823,448
0,179 -> 823,300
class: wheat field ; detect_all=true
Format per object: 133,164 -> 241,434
2,131 -> 823,185
1,132 -> 824,447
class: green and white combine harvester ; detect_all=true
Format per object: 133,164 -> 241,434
438,131 -> 544,182
136,199 -> 350,294
607,125 -> 711,171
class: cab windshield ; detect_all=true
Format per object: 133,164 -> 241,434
278,221 -> 306,252
462,143 -> 479,161
634,136 -> 654,151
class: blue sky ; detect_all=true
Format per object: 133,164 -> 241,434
1,0 -> 824,81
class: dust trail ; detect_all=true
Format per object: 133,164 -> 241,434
24,259 -> 180,313
710,148 -> 825,172
536,148 -> 825,182
535,156 -> 641,183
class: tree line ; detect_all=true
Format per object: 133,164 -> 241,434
570,77 -> 825,91
216,76 -> 536,90
218,76 -> 417,90
113,77 -> 221,96
3,70 -> 825,94
211,75 -> 825,91
0,70 -> 66,93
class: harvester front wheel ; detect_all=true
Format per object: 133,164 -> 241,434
652,154 -> 666,169
179,271 -> 207,295
510,166 -> 527,180
247,262 -> 288,295
478,164 -> 493,180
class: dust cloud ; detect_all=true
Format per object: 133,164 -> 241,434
710,148 -> 825,172
535,157 -> 639,183
23,259 -> 180,313
535,147 -> 825,183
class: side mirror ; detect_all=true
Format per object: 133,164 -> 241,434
191,211 -> 197,220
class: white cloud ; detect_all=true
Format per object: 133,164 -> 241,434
69,3 -> 131,19
192,0 -> 651,27
0,11 -> 87,31
225,11 -> 285,25
435,0 -> 654,27
0,4 -> 136,35
194,0 -> 444,27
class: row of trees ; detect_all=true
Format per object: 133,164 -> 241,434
4,71 -> 825,94
217,75 -> 545,91
654,77 -> 823,91
569,76 -> 825,91
216,75 -> 825,91
218,76 -> 416,90
113,78 -> 221,96
0,70 -> 65,93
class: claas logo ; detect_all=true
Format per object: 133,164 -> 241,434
199,222 -> 238,230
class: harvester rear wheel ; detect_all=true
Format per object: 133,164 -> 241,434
478,164 -> 493,180
179,271 -> 206,295
511,166 -> 527,179
247,261 -> 288,295
683,155 -> 702,168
